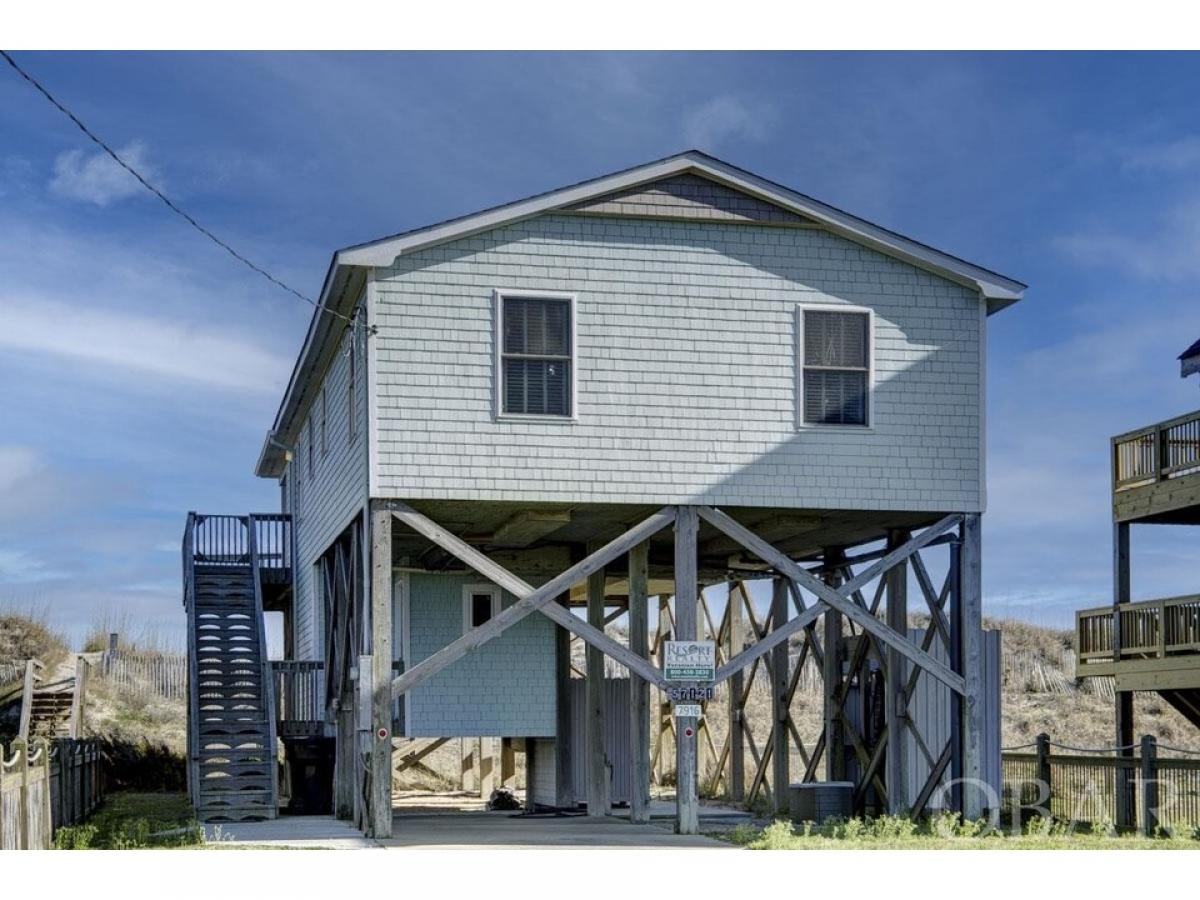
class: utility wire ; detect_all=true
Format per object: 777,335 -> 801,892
1,49 -> 361,329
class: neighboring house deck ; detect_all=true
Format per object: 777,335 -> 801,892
1074,342 -> 1200,825
185,151 -> 1026,834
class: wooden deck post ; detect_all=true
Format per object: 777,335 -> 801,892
628,542 -> 651,823
674,505 -> 700,835
959,513 -> 984,820
1113,520 -> 1136,830
823,550 -> 846,782
771,576 -> 790,814
586,553 -> 609,817
1139,734 -> 1158,836
554,593 -> 575,809
368,506 -> 394,838
727,581 -> 746,803
885,528 -> 910,814
500,738 -> 516,788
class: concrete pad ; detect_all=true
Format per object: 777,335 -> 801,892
203,816 -> 378,849
381,810 -> 735,849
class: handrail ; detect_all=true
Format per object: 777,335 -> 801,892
1113,407 -> 1200,490
17,658 -> 45,741
182,511 -> 200,806
248,520 -> 280,816
1077,594 -> 1200,661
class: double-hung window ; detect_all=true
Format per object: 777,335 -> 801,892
799,307 -> 872,427
497,292 -> 574,418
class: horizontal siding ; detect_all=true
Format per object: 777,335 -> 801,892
370,213 -> 983,511
288,306 -> 369,659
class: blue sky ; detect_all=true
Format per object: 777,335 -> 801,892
1,51 -> 1199,646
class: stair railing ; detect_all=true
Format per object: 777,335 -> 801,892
17,659 -> 45,741
248,516 -> 281,818
68,656 -> 91,740
182,511 -> 200,806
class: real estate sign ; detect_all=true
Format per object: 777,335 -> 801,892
663,640 -> 716,682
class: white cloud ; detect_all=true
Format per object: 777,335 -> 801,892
0,446 -> 40,494
48,140 -> 158,207
0,298 -> 289,395
1119,135 -> 1200,174
682,95 -> 774,151
1054,192 -> 1200,281
0,549 -> 67,584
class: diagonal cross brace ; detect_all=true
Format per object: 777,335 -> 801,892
388,502 -> 675,696
700,506 -> 966,695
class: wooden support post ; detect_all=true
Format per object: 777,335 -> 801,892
823,552 -> 845,782
771,577 -> 790,815
554,593 -> 575,809
1035,732 -> 1052,815
674,506 -> 700,835
480,738 -> 495,799
885,529 -> 910,815
524,739 -> 537,811
1113,521 -> 1135,831
727,581 -> 746,803
1139,734 -> 1158,837
959,513 -> 984,821
628,542 -> 651,823
948,537 -> 963,813
585,551 -> 609,817
500,738 -> 516,788
369,506 -> 394,838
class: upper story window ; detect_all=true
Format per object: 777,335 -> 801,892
799,307 -> 872,427
462,585 -> 501,632
497,292 -> 575,418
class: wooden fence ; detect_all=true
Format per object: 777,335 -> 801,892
1,738 -> 52,849
0,737 -> 105,849
99,651 -> 188,701
1002,734 -> 1200,834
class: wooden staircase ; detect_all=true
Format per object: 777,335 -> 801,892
16,656 -> 90,742
184,514 -> 282,822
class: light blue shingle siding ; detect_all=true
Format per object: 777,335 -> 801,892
288,303 -> 370,659
404,573 -> 556,737
372,214 -> 984,512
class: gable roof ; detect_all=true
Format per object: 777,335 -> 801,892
255,151 -> 1027,478
1181,337 -> 1200,380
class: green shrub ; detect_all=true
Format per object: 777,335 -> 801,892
54,824 -> 98,849
753,820 -> 798,849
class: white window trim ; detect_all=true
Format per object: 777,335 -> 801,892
795,303 -> 875,431
462,583 -> 502,634
493,288 -> 579,423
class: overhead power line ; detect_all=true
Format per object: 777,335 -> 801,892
1,49 -> 360,329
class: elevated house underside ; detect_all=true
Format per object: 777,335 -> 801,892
184,499 -> 991,835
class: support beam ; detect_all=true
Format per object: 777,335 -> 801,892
771,577 -> 790,814
727,581 -> 746,803
1113,520 -> 1135,830
885,528 -> 910,815
628,543 -> 651,823
368,507 -> 393,838
388,503 -> 675,697
554,592 -> 575,809
823,551 -> 845,783
674,506 -> 699,835
959,513 -> 984,820
700,507 -> 965,695
586,554 -> 609,817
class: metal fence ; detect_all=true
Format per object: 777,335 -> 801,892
1002,734 -> 1200,833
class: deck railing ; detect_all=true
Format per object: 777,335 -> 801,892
271,661 -> 326,735
1113,408 -> 1200,490
185,512 -> 292,569
1077,594 -> 1200,662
